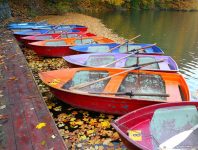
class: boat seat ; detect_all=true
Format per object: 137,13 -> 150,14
150,106 -> 198,149
45,41 -> 67,46
119,45 -> 141,53
165,81 -> 182,102
87,46 -> 110,52
158,61 -> 170,70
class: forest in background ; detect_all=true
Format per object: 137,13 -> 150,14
5,0 -> 198,18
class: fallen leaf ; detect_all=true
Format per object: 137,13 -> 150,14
70,117 -> 76,122
89,119 -> 97,126
103,138 -> 111,145
75,120 -> 83,125
79,135 -> 87,141
9,76 -> 18,80
58,123 -> 65,127
53,106 -> 62,111
0,105 -> 6,109
0,114 -> 8,120
87,130 -> 94,135
41,140 -> 46,145
36,122 -> 46,129
72,111 -> 78,115
51,135 -> 56,139
101,121 -> 110,128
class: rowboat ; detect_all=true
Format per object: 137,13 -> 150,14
39,67 -> 190,115
21,32 -> 96,46
111,102 -> 198,150
8,23 -> 87,32
13,29 -> 80,41
7,21 -> 49,31
8,21 -> 48,27
63,53 -> 178,72
69,43 -> 164,55
32,24 -> 88,32
29,37 -> 115,57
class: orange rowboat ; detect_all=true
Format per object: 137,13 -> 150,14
28,37 -> 114,57
39,67 -> 190,115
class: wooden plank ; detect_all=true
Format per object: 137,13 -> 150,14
0,29 -> 67,150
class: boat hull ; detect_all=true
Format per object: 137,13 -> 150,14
50,87 -> 163,115
28,45 -> 75,57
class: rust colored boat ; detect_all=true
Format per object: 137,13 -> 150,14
111,102 -> 198,150
28,37 -> 114,57
39,67 -> 190,115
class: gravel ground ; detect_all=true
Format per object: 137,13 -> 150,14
33,12 -> 125,43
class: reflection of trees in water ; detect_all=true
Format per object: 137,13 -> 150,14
98,11 -> 198,61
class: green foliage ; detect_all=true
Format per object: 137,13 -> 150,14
133,0 -> 198,11
131,0 -> 140,9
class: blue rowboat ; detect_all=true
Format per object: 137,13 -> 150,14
32,24 -> 88,32
7,22 -> 50,31
13,29 -> 80,41
7,21 -> 48,28
69,43 -> 164,55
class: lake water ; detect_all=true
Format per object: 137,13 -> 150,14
88,10 -> 198,100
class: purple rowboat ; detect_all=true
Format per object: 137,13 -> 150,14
63,53 -> 178,72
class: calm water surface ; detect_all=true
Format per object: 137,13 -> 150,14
88,10 -> 198,100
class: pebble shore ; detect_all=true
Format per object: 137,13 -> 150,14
34,12 -> 125,43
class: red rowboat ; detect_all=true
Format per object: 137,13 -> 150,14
28,37 -> 115,57
111,102 -> 198,150
39,67 -> 190,115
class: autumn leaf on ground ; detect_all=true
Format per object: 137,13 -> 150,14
72,111 -> 78,115
87,130 -> 94,135
0,114 -> 8,120
70,117 -> 76,122
89,119 -> 97,126
0,105 -> 6,109
58,122 -> 65,128
75,120 -> 83,125
112,132 -> 120,140
101,121 -> 110,128
103,138 -> 112,145
41,140 -> 46,145
79,135 -> 87,141
36,122 -> 46,129
9,76 -> 18,80
53,106 -> 62,111
99,114 -> 105,118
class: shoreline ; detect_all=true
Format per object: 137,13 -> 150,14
33,12 -> 125,43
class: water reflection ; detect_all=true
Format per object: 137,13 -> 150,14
87,10 -> 198,100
